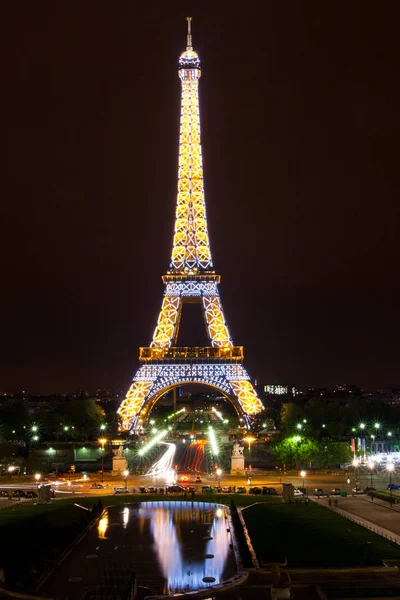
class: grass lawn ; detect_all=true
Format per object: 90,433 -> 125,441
242,503 -> 400,568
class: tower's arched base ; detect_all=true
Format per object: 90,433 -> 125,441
117,362 -> 264,431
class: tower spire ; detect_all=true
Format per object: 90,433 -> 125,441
186,16 -> 192,50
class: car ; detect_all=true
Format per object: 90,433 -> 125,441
249,486 -> 262,495
202,485 -> 212,493
12,490 -> 25,498
331,488 -> 341,495
222,486 -> 232,493
114,487 -> 128,494
90,483 -> 105,489
363,486 -> 376,494
314,488 -> 324,496
25,491 -> 38,499
147,487 -> 157,493
195,476 -> 202,483
387,484 -> 400,491
0,491 -> 10,498
166,485 -> 185,494
263,487 -> 279,496
352,487 -> 364,494
236,486 -> 246,494
293,488 -> 304,497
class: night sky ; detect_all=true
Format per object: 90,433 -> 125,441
1,3 -> 399,394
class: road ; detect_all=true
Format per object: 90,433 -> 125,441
0,469 -> 397,499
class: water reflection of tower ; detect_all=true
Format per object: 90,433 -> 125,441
141,501 -> 231,593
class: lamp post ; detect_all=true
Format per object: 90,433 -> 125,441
216,468 -> 222,489
300,470 -> 306,495
34,473 -> 41,489
123,469 -> 129,490
368,460 -> 375,488
98,438 -> 107,484
387,462 -> 394,505
352,457 -> 359,493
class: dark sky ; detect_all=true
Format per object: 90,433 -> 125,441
1,2 -> 399,394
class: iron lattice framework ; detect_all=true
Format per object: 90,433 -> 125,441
117,19 -> 264,430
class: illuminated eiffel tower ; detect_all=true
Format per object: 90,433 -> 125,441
118,19 -> 264,431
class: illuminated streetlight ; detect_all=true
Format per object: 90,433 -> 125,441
216,468 -> 222,488
322,424 -> 326,428
300,470 -> 306,494
31,425 -> 38,432
34,473 -> 41,489
99,424 -> 106,431
296,424 -> 302,430
388,432 -> 392,437
387,462 -> 395,504
32,435 -> 39,441
243,436 -> 256,459
374,423 -> 380,429
64,426 -> 69,432
152,428 -> 158,435
123,469 -> 129,489
98,438 -> 108,483
368,460 -> 375,488
359,423 -> 365,430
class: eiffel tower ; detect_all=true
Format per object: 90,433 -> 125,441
118,19 -> 264,431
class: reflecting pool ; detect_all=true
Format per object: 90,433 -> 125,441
42,501 -> 236,599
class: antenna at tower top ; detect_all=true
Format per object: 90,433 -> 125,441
186,16 -> 193,50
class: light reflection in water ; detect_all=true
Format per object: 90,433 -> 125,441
139,501 -> 233,593
123,507 -> 130,528
98,512 -> 109,539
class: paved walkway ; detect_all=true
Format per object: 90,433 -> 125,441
312,495 -> 400,544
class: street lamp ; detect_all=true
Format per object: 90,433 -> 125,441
34,473 -> 41,489
368,460 -> 375,488
352,458 -> 359,491
387,462 -> 395,505
216,468 -> 222,488
300,470 -> 306,494
123,469 -> 129,490
98,438 -> 107,483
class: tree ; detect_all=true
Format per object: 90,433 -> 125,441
272,436 -> 319,469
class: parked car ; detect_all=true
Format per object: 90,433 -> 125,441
147,487 -> 157,493
0,491 -> 10,498
249,487 -> 262,495
12,490 -> 25,498
314,488 -> 324,496
222,486 -> 232,493
114,487 -> 128,494
363,486 -> 376,494
236,486 -> 246,494
263,487 -> 279,495
293,488 -> 304,497
202,485 -> 212,493
352,487 -> 364,494
90,483 -> 105,489
387,484 -> 400,491
166,485 -> 185,494
25,491 -> 38,499
195,476 -> 202,483
331,488 -> 341,495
